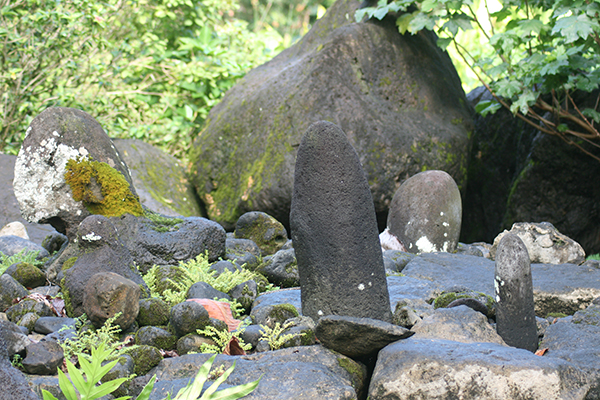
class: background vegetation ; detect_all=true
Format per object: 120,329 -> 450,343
2,0 -> 597,160
0,0 -> 333,158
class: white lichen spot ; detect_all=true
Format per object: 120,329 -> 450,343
440,211 -> 445,216
444,232 -> 448,237
25,127 -> 32,139
496,295 -> 501,302
78,147 -> 89,157
82,232 -> 102,241
318,310 -> 324,316
442,222 -> 449,227
76,210 -> 82,216
416,236 -> 436,253
52,131 -> 60,137
357,283 -> 365,291
368,282 -> 372,287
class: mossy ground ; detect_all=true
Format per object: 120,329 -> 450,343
64,156 -> 143,217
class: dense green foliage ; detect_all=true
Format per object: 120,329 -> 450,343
0,0 -> 330,158
0,249 -> 42,274
357,0 -> 600,160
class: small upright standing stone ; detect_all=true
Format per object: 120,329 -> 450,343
384,170 -> 462,254
290,121 -> 392,322
494,233 -> 537,352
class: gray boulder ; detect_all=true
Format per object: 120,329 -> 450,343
384,170 -> 462,254
224,237 -> 261,270
169,300 -> 211,338
13,107 -> 136,240
111,213 -> 226,273
135,326 -> 177,351
187,281 -> 230,301
0,235 -> 49,259
0,154 -> 57,245
22,340 -> 63,375
113,139 -> 202,217
149,346 -> 367,400
369,338 -> 590,399
257,248 -> 299,288
491,222 -> 586,265
234,212 -> 288,256
0,274 -> 29,312
4,262 -> 46,289
0,320 -> 31,359
189,0 -> 472,230
61,215 -> 147,317
411,305 -> 505,345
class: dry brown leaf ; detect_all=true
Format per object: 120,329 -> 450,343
535,348 -> 549,356
223,336 -> 246,356
186,298 -> 241,332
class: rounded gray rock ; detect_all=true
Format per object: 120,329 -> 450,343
386,170 -> 462,254
290,121 -> 391,322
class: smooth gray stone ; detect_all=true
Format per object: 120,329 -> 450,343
186,281 -> 230,301
22,340 -> 63,375
316,315 -> 412,359
495,234 -> 537,352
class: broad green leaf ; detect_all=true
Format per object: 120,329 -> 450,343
205,376 -> 262,400
135,375 -> 157,400
421,0 -> 438,13
173,354 -> 216,399
553,14 -> 597,43
495,79 -> 522,98
557,123 -> 569,132
510,89 -> 537,115
582,109 -> 600,123
518,19 -> 544,35
475,100 -> 502,116
57,368 -> 80,400
396,13 -> 415,34
373,5 -> 390,20
437,37 -> 453,50
41,389 -> 60,400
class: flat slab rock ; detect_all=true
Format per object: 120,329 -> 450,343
370,338 -> 590,400
401,252 -> 600,315
148,345 -> 366,400
315,315 -> 413,358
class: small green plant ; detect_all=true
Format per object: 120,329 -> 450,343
144,210 -> 184,233
163,354 -> 261,400
59,313 -> 132,364
0,249 -> 42,274
11,354 -> 24,370
197,323 -> 252,354
587,254 -> 600,261
259,321 -> 305,351
143,252 -> 268,307
41,341 -> 138,400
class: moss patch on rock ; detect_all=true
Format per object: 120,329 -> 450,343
64,156 -> 143,217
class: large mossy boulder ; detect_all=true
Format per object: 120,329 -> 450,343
113,139 -> 202,218
190,0 -> 473,230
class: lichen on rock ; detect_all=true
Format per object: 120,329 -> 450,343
64,156 -> 143,217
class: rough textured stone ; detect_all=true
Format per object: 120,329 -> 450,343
169,301 -> 211,338
290,121 -> 391,322
187,282 -> 230,301
369,338 -> 589,400
137,297 -> 170,327
135,326 -> 177,350
4,262 -> 46,289
0,274 -> 29,312
83,271 -> 141,330
189,0 -> 472,230
61,215 -> 147,318
113,139 -> 201,217
392,297 -> 434,328
0,320 -> 31,358
495,234 -> 537,352
33,316 -> 76,334
491,222 -> 586,265
0,154 -> 57,245
224,237 -> 261,270
385,170 -> 462,254
257,248 -> 299,288
13,107 -> 135,239
316,315 -> 412,359
401,252 -> 600,316
22,340 -> 63,375
149,346 -> 366,400
411,305 -> 505,345
250,303 -> 300,330
234,212 -> 288,256
111,213 -> 226,273
0,235 -> 49,259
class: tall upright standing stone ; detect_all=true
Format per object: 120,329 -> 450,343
290,121 -> 392,322
494,233 -> 538,352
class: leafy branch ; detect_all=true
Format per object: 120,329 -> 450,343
357,0 -> 600,161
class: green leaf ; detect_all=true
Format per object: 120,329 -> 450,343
373,5 -> 390,20
510,89 -> 537,115
396,12 -> 415,34
557,123 -> 569,132
437,37 -> 452,50
135,375 -> 157,400
173,354 -> 216,399
582,108 -> 600,123
518,19 -> 544,35
553,14 -> 598,43
204,376 -> 262,400
57,368 -> 80,400
475,99 -> 502,116
41,390 -> 59,400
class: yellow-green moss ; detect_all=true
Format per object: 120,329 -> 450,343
64,156 -> 143,217
62,257 -> 78,271
144,210 -> 183,232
